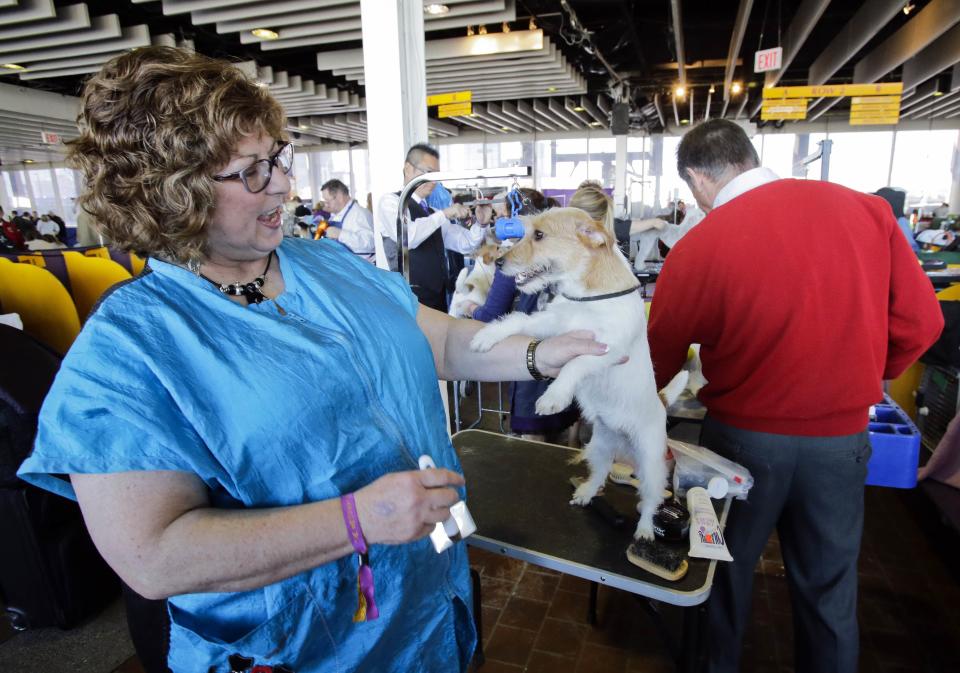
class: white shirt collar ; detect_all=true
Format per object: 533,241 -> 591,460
713,167 -> 780,209
333,199 -> 354,219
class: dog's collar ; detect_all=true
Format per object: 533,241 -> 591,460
561,284 -> 641,302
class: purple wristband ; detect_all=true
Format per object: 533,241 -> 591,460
340,493 -> 368,555
340,493 -> 378,621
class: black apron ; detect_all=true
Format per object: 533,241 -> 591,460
384,194 -> 450,312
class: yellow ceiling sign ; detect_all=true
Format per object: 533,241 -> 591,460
761,98 -> 808,120
438,101 -> 472,118
851,95 -> 901,105
427,90 -> 472,106
850,117 -> 899,126
851,103 -> 901,115
763,82 -> 903,99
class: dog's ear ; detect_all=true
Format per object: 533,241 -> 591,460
576,220 -> 613,249
478,243 -> 501,265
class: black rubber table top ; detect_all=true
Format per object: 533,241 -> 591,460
454,430 -> 727,606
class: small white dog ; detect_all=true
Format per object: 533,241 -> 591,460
471,208 -> 685,540
448,245 -> 497,318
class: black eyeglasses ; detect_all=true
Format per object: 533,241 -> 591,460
213,142 -> 294,194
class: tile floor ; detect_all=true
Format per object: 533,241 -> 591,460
465,484 -> 960,673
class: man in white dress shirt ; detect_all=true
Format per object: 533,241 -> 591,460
374,143 -> 481,312
320,179 -> 375,262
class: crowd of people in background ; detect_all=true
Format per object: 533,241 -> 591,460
0,205 -> 68,251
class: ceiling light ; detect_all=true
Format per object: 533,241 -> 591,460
502,21 -> 511,33
547,86 -> 558,92
478,25 -> 487,35
573,106 -> 585,112
903,2 -> 916,15
298,123 -> 309,130
708,85 -> 716,94
674,85 -> 686,98
680,119 -> 690,125
589,121 -> 603,127
466,25 -> 475,36
424,3 -> 450,15
529,17 -> 537,30
501,126 -> 510,131
251,28 -> 279,40
1,63 -> 25,71
933,90 -> 945,97
23,159 -> 35,164
731,81 -> 743,95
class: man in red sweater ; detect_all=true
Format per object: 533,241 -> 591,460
648,119 -> 943,673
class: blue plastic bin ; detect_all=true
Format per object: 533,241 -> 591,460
866,396 -> 921,488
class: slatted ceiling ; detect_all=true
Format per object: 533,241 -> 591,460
0,24 -> 151,65
0,4 -> 90,41
902,90 -> 960,118
144,0 -> 513,50
0,0 -> 57,26
321,33 -> 586,104
0,14 -> 121,56
290,112 -> 460,145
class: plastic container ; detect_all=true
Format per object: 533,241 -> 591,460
866,396 -> 921,489
669,440 -> 753,500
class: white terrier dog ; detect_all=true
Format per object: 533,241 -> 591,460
448,244 -> 498,318
471,208 -> 685,540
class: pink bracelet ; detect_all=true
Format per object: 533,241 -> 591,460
340,493 -> 379,621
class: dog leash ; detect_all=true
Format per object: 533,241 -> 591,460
561,284 -> 641,302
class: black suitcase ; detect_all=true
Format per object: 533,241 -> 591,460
0,324 -> 120,630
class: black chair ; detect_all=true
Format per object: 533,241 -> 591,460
0,324 -> 120,630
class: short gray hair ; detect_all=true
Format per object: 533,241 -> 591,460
677,119 -> 759,182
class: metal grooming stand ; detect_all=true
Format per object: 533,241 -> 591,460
797,138 -> 833,181
396,166 -> 532,434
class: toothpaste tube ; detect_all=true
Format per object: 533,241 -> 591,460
687,487 -> 733,562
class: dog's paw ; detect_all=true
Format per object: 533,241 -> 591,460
535,387 -> 572,415
570,482 -> 599,506
633,520 -> 656,541
470,328 -> 504,353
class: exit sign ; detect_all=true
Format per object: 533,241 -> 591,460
754,47 -> 783,73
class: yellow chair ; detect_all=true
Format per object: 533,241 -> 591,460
63,252 -> 132,323
0,260 -> 81,355
130,253 -> 145,276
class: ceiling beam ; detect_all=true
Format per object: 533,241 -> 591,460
901,21 -> 960,91
810,0 -> 960,120
724,0 -> 754,102
750,0 -> 831,117
669,0 -> 686,86
808,0 -> 906,86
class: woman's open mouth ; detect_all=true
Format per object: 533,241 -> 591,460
257,206 -> 282,229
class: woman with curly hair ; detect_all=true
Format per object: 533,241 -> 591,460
17,47 -> 608,673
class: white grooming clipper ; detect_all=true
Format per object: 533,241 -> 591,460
418,455 -> 477,553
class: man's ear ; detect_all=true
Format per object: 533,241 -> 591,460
576,221 -> 612,249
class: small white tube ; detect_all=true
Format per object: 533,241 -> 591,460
687,487 -> 733,562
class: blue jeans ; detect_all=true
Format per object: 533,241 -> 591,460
700,416 -> 870,673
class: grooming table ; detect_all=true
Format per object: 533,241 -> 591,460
667,390 -> 707,427
455,430 -> 730,672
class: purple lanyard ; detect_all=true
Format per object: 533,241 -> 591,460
340,493 -> 378,621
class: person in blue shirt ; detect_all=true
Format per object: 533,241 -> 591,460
874,187 -> 919,252
16,47 -> 609,673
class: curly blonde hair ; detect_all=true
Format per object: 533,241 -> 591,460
67,46 -> 287,264
568,183 -> 615,233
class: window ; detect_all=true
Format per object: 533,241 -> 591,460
27,168 -> 59,217
292,151 -> 311,202
758,134 -> 795,179
824,131 -> 894,194
55,168 -> 80,225
890,129 -> 958,207
2,170 -> 31,210
659,135 -> 694,210
440,143 -> 484,171
351,148 -> 370,207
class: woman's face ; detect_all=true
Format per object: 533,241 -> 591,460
206,133 -> 291,264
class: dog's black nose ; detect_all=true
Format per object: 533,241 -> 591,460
495,256 -> 504,269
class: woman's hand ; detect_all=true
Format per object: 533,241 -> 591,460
534,330 -> 627,378
354,468 -> 465,545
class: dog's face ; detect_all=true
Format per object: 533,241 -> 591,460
499,207 -> 615,294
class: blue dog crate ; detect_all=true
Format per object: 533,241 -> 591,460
866,396 -> 921,488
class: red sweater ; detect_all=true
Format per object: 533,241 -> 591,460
648,178 -> 943,436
